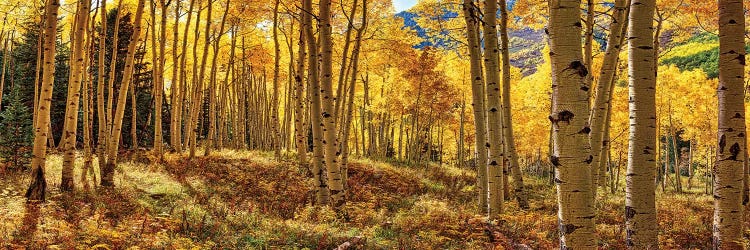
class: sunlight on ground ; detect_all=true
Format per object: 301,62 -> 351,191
0,150 -> 743,248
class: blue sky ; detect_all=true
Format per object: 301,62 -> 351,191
393,0 -> 417,12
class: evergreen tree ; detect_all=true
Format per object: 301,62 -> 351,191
0,86 -> 33,170
11,20 -> 70,146
91,9 -> 154,148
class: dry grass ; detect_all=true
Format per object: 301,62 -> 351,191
0,150 -> 747,249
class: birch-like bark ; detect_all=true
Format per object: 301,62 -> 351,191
482,0 -> 505,219
589,0 -> 628,198
101,0 -> 145,187
499,0 -> 528,209
304,0 -> 330,205
625,0 -> 658,247
26,0 -> 60,201
714,0 -> 746,248
548,0 -> 595,247
461,0 -> 488,214
60,0 -> 91,192
319,0 -> 344,209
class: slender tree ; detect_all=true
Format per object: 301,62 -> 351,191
96,0 -> 108,168
304,0 -> 329,205
625,0 -> 658,247
153,0 -> 167,158
339,0 -> 368,187
319,0 -> 344,208
60,0 -> 91,192
713,0 -> 746,248
176,0 -> 196,154
270,0 -> 282,158
589,0 -> 629,197
293,10 -> 308,169
102,0 -> 146,187
106,0 -> 124,165
461,0 -> 489,214
498,0 -> 528,209
0,30 -> 10,111
26,0 -> 61,201
170,0 -> 181,152
205,0 -> 230,156
483,0 -> 505,219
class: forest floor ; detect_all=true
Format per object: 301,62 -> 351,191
0,150 -> 746,249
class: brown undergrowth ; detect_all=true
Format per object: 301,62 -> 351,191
0,150 -> 746,249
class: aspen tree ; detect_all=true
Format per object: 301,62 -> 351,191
687,140 -> 694,190
149,0 -> 158,151
82,17 -> 96,187
482,0 -> 505,218
205,0 -> 230,156
293,11 -> 308,168
270,0 -> 281,158
340,0 -> 367,187
189,0 -> 210,158
176,0 -> 196,153
319,0 -> 344,208
461,0 -> 489,214
153,0 -> 167,158
32,16 -> 43,129
106,0 -> 124,164
26,0 -> 60,201
186,0 -> 202,157
589,0 -> 628,197
219,24 -> 237,148
97,0 -> 108,165
102,0 -> 146,187
333,0 -> 358,127
0,29 -> 9,111
625,0 -> 658,247
60,0 -> 91,192
130,61 -> 138,149
170,0 -> 181,152
548,0 -> 595,248
669,106 -> 682,192
304,0 -> 329,205
714,0 -> 746,248
498,0 -> 528,209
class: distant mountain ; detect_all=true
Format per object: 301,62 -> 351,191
396,9 -> 545,76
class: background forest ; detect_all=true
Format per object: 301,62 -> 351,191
0,0 -> 748,248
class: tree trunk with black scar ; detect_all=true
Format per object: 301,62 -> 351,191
483,0 -> 505,219
153,0 -> 167,159
318,0 -> 344,209
340,0 -> 367,188
169,0 -> 180,153
176,0 -> 196,154
26,0 -> 60,201
547,0 -> 595,248
294,18 -> 307,169
270,0 -> 281,158
589,0 -> 629,199
101,0 -> 145,187
97,0 -> 108,168
304,0 -> 329,205
499,0 -> 528,209
82,18 -> 96,187
461,0 -> 489,214
60,0 -> 90,192
714,0 -> 746,248
106,0 -> 124,165
625,0 -> 658,247
205,0 -> 230,156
